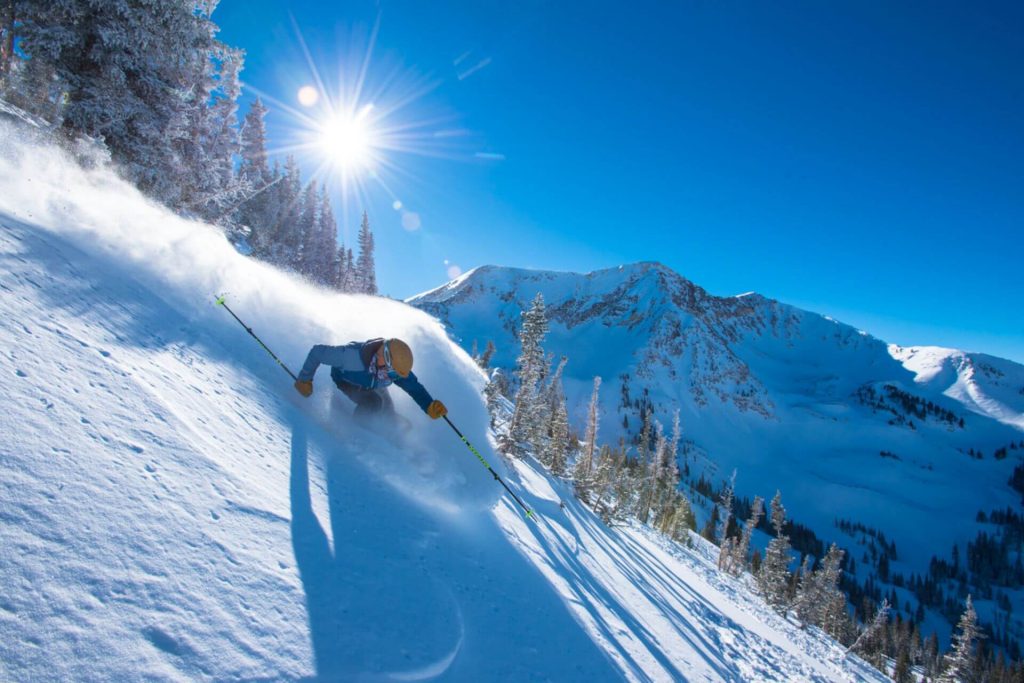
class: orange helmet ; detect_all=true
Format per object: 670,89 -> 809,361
384,338 -> 413,377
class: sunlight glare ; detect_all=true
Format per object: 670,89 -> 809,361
320,110 -> 376,171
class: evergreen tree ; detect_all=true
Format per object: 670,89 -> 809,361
175,43 -> 246,228
274,155 -> 303,269
939,595 -> 981,683
651,411 -> 682,528
726,495 -> 764,576
484,368 -> 511,430
715,471 -> 737,571
758,491 -> 794,611
296,180 -> 319,277
542,356 -> 568,468
316,188 -> 338,285
236,97 -> 275,252
666,493 -> 697,542
356,211 -> 377,294
548,393 -> 570,477
344,248 -> 357,291
13,0 -> 227,204
796,544 -> 846,633
239,97 -> 271,187
505,293 -> 548,457
573,376 -> 602,501
591,444 -> 616,521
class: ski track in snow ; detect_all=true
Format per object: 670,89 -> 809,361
0,121 -> 887,681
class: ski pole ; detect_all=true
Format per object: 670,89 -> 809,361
443,416 -> 535,521
214,294 -> 297,381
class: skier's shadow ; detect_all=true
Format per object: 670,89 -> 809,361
289,419 -> 461,682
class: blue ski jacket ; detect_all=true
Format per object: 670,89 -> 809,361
297,339 -> 435,413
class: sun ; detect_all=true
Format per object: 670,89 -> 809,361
241,18 -> 472,222
319,107 -> 377,172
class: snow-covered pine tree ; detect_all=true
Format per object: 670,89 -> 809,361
526,354 -> 556,453
344,248 -> 357,292
14,0 -> 227,206
239,98 -> 271,187
590,444 -> 616,522
638,421 -> 666,524
202,47 -> 247,230
505,293 -> 548,458
275,155 -> 303,270
572,375 -> 602,502
316,187 -> 338,286
294,181 -> 319,278
356,211 -> 377,294
715,471 -> 737,571
332,245 -> 347,291
548,397 -> 569,477
610,447 -> 637,522
757,490 -> 793,611
483,367 -> 511,428
938,595 -> 981,683
665,492 -> 696,542
652,411 -> 682,528
796,543 -> 846,632
726,495 -> 763,576
177,44 -> 246,230
629,414 -> 652,520
540,356 -> 568,468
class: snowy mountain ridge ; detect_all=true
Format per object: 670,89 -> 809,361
408,259 -> 1024,647
0,118 -> 890,680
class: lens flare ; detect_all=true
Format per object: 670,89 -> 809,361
241,17 -> 478,232
319,109 -> 376,171
297,85 -> 319,107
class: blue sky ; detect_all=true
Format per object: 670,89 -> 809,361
215,1 -> 1023,363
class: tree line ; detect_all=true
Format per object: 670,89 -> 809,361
484,293 -> 1024,682
0,0 -> 377,294
483,293 -> 697,539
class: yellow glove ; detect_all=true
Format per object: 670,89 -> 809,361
427,400 -> 448,419
294,380 -> 313,397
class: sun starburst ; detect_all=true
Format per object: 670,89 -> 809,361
240,16 -> 470,234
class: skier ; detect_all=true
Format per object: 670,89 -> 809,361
293,337 -> 448,421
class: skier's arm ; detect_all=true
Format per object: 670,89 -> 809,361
297,344 -> 358,382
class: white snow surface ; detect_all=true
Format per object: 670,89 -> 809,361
891,344 -> 1024,431
0,122 -> 888,680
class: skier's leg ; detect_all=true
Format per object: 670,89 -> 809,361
377,387 -> 395,415
337,382 -> 380,416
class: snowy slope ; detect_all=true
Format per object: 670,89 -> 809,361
408,264 -> 1024,585
0,120 -> 888,680
891,345 -> 1024,430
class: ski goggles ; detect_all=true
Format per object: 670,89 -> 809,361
380,341 -> 401,380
